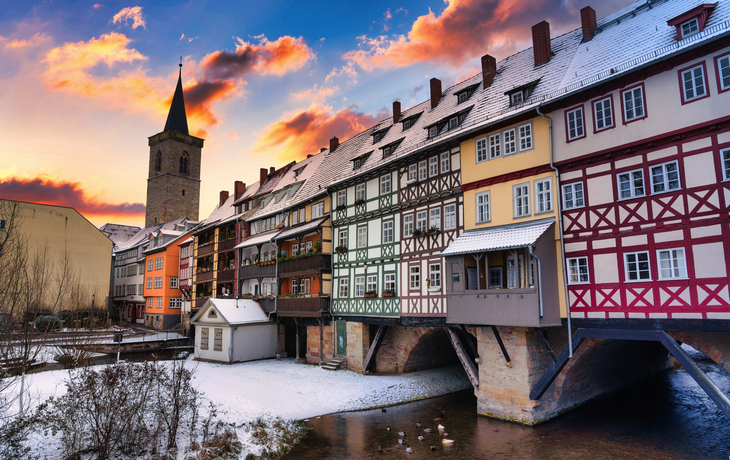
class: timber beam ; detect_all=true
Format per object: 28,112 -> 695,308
445,327 -> 479,389
491,326 -> 512,367
363,325 -> 387,373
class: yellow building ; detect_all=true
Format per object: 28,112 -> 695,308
1,200 -> 113,309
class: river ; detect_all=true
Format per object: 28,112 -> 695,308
288,347 -> 730,459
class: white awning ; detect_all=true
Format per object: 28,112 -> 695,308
274,217 -> 328,241
440,218 -> 554,256
234,231 -> 280,249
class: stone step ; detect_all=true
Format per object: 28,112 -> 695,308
322,365 -> 338,371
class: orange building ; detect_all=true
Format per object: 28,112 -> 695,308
143,228 -> 193,329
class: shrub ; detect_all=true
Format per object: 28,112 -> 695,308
34,315 -> 61,332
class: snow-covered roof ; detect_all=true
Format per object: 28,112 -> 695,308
274,217 -> 328,241
234,230 -> 281,249
99,223 -> 141,246
440,218 -> 555,256
196,193 -> 238,233
113,217 -> 194,253
191,298 -> 270,325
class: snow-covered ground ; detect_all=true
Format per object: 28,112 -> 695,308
21,357 -> 471,458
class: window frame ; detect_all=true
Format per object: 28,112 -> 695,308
567,256 -> 590,284
650,160 -> 681,195
533,177 -> 553,214
339,278 -> 349,298
355,276 -> 365,297
440,151 -> 451,173
489,133 -> 501,160
338,229 -> 348,248
476,136 -> 488,163
721,148 -> 730,182
311,201 -> 325,219
384,273 -> 396,292
476,191 -> 490,224
337,190 -> 346,208
714,51 -> 730,94
518,122 -> 533,152
356,183 -> 366,202
382,220 -> 394,244
418,160 -> 428,181
513,183 -> 531,218
562,182 -> 585,210
367,275 -> 377,293
678,62 -> 709,105
429,156 -> 439,177
444,204 -> 456,230
624,251 -> 652,282
408,164 -> 417,181
357,225 -> 367,248
620,83 -> 647,124
170,277 -> 179,289
404,214 -> 414,237
592,95 -> 615,133
409,266 -> 420,290
565,105 -> 586,142
380,174 -> 391,195
429,208 -> 441,230
680,17 -> 700,39
416,211 -> 427,232
657,247 -> 688,280
503,129 -> 517,155
617,168 -> 646,200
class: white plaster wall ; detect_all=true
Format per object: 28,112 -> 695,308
693,242 -> 727,279
194,324 -> 231,363
231,323 -> 277,362
586,174 -> 614,206
593,253 -> 619,284
683,151 -> 716,188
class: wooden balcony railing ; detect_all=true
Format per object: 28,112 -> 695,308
255,297 -> 276,314
238,263 -> 276,279
194,296 -> 210,309
446,289 -> 540,327
276,295 -> 330,317
197,243 -> 215,256
217,268 -> 236,282
279,254 -> 331,277
195,270 -> 215,283
218,238 -> 237,252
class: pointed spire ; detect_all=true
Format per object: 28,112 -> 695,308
163,62 -> 189,135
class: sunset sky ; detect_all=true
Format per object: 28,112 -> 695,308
0,0 -> 633,228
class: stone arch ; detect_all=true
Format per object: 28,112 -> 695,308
669,331 -> 730,374
179,151 -> 189,175
374,326 -> 459,373
154,151 -> 162,173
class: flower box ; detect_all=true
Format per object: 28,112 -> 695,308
364,293 -> 377,298
382,292 -> 395,297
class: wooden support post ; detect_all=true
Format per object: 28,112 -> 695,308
459,325 -> 479,360
363,325 -> 387,373
444,327 -> 479,389
294,317 -> 301,364
490,325 -> 512,367
318,318 -> 324,365
535,328 -> 557,363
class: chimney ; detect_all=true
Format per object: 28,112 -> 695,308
430,78 -> 442,109
260,167 -> 268,185
269,166 -> 275,176
481,54 -> 497,88
330,136 -> 339,152
234,181 -> 245,199
581,6 -> 596,40
393,101 -> 401,123
320,147 -> 327,153
219,190 -> 229,207
307,154 -> 313,158
532,21 -> 552,67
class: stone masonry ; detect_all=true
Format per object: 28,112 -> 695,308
306,324 -> 334,364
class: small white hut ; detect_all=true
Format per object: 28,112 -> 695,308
191,298 -> 277,364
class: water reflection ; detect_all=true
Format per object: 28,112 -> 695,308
290,349 -> 730,459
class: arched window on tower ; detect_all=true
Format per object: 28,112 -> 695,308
155,151 -> 162,173
180,151 -> 190,176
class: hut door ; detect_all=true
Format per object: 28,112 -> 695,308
336,321 -> 347,356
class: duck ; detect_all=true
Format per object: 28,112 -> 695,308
377,446 -> 383,453
430,444 -> 436,451
423,428 -> 433,433
437,424 -> 445,430
493,427 -> 499,432
434,417 -> 442,422
398,431 -> 407,437
406,445 -> 413,454
418,435 -> 424,441
398,439 -> 404,445
440,410 -> 445,418
442,439 -> 455,444
444,433 -> 449,437
416,422 -> 421,427
386,426 -> 391,432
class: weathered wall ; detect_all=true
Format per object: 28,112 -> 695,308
306,324 -> 334,364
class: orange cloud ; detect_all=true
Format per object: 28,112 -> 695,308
0,177 -> 145,216
0,32 -> 50,49
181,79 -> 240,135
253,103 -> 381,162
291,84 -> 339,102
112,6 -> 146,30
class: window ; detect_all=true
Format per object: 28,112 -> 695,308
0,220 -> 5,231
410,266 -> 420,289
155,257 -> 163,270
169,297 -> 182,309
147,259 -> 154,272
717,54 -> 730,92
157,297 -> 163,309
355,276 -> 365,297
339,278 -> 349,298
373,130 -> 386,143
488,134 -> 501,160
357,226 -> 367,248
214,328 -> 222,352
593,97 -> 614,131
380,174 -> 391,195
384,273 -> 395,292
444,204 -> 456,230
383,220 -> 393,244
511,91 -> 523,105
418,160 -> 427,181
513,183 -> 530,217
300,208 -> 305,223
658,248 -> 687,279
180,152 -> 189,175
458,91 -> 468,104
126,285 -> 135,295
429,156 -> 438,177
356,183 -> 366,201
567,257 -> 589,284
449,117 -> 459,131
430,264 -> 441,288
618,169 -> 645,199
622,85 -> 645,122
650,161 -> 681,194
429,126 -> 438,138
300,278 -> 310,295
489,267 -> 503,289
625,252 -> 651,281
680,64 -> 707,102
503,129 -> 516,155
291,244 -> 298,256
154,151 -> 162,173
291,279 -> 298,294
403,118 -> 413,130
476,137 -> 488,163
154,277 -> 162,289
339,229 -> 348,248
147,297 -> 154,309
430,209 -> 441,230
146,277 -> 152,289
476,191 -> 490,223
200,328 -> 209,350
562,182 -> 585,211
404,215 -> 413,237
416,211 -> 427,232
408,164 -> 417,181
292,209 -> 299,226
312,201 -> 324,219
534,178 -> 552,213
306,240 -> 313,253
337,190 -> 346,208
519,123 -> 533,151
721,148 -> 730,180
367,275 -> 377,293
441,152 -> 450,173
681,18 -> 699,38
382,144 -> 395,158
566,106 -> 585,140
170,277 -> 179,289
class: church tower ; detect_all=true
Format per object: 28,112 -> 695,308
145,64 -> 204,227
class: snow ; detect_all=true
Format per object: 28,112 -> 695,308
193,298 -> 270,325
19,357 -> 471,458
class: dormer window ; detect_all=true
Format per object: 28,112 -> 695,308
400,112 -> 422,132
380,138 -> 403,159
449,117 -> 459,130
505,79 -> 539,107
351,152 -> 372,170
293,166 -> 305,178
372,127 -> 390,144
667,4 -> 715,41
403,119 -> 413,130
429,126 -> 438,138
511,92 -> 523,105
454,83 -> 480,105
458,92 -> 468,104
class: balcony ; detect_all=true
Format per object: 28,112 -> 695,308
279,254 -> 331,277
276,295 -> 330,317
446,289 -> 554,327
255,297 -> 276,314
195,270 -> 215,283
218,238 -> 237,252
217,268 -> 236,282
197,243 -> 214,256
179,279 -> 191,289
194,296 -> 210,309
238,263 -> 276,279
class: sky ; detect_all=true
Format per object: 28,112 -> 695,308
0,0 -> 634,228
